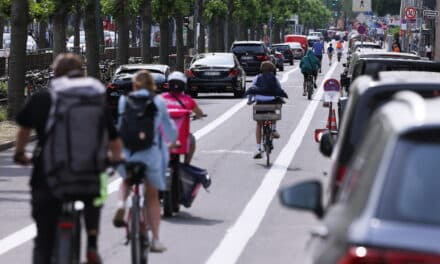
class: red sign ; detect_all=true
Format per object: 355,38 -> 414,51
405,7 -> 417,19
324,79 -> 341,92
357,25 -> 367,35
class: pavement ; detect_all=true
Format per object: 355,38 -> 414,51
0,52 -> 344,264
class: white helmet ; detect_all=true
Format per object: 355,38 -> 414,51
168,71 -> 187,92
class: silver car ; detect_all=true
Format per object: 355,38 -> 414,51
281,90 -> 440,263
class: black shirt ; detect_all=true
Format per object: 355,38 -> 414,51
16,91 -> 119,189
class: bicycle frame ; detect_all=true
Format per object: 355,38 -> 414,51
262,120 -> 274,167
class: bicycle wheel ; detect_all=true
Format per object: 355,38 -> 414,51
130,196 -> 144,264
54,212 -> 81,264
307,80 -> 313,100
263,125 -> 272,167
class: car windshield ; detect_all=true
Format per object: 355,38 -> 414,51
378,133 -> 440,226
232,44 -> 265,54
272,45 -> 289,51
193,54 -> 234,67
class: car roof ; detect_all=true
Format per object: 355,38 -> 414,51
117,64 -> 169,72
358,50 -> 420,58
232,41 -> 265,45
271,43 -> 290,47
198,52 -> 234,56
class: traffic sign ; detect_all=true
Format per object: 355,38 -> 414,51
357,25 -> 367,35
423,10 -> 439,18
323,79 -> 340,92
405,7 -> 417,19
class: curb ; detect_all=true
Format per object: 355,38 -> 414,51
0,135 -> 37,152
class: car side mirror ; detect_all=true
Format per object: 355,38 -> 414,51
279,180 -> 324,218
319,131 -> 334,157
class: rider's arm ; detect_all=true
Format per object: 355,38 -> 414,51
192,104 -> 204,118
14,127 -> 32,165
157,97 -> 178,143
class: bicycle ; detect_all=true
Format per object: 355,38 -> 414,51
53,201 -> 83,264
253,104 -> 282,167
124,161 -> 150,264
305,74 -> 315,100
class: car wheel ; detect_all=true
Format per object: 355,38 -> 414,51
290,60 -> 294,65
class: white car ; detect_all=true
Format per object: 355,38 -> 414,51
285,42 -> 304,59
3,33 -> 37,53
66,31 -> 86,53
309,32 -> 323,40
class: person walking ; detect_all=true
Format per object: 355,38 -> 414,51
14,53 -> 124,264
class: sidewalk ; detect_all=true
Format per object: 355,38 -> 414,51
0,121 -> 19,150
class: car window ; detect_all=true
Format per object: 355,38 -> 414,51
378,132 -> 440,226
116,68 -> 163,75
352,62 -> 364,80
232,44 -> 265,54
192,54 -> 234,67
273,45 -> 289,51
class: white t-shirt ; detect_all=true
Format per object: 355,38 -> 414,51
426,46 -> 432,52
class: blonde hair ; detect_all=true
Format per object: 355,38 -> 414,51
132,70 -> 156,92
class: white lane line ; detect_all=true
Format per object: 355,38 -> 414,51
0,66 -> 300,256
205,62 -> 338,264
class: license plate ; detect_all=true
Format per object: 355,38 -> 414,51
241,56 -> 253,60
204,72 -> 221,76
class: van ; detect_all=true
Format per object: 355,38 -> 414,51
284,35 -> 308,51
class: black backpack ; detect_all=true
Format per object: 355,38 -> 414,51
120,94 -> 157,152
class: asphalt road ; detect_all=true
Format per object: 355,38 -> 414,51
0,52 -> 344,264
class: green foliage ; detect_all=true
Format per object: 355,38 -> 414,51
204,0 -> 228,21
101,0 -> 143,18
0,0 -> 11,17
373,0 -> 400,16
29,0 -> 55,20
299,0 -> 331,28
0,106 -> 6,122
0,81 -> 6,99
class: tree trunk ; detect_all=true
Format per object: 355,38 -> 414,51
0,17 -> 4,49
239,22 -> 247,40
197,0 -> 205,53
217,17 -> 225,51
256,24 -> 262,41
84,0 -> 100,78
117,8 -> 129,65
8,0 -> 28,119
73,3 -> 81,54
96,0 -> 104,53
208,23 -> 214,52
226,1 -> 234,48
175,15 -> 184,71
130,18 -> 138,47
159,15 -> 169,65
141,0 -> 152,63
53,5 -> 67,58
37,21 -> 47,49
272,23 -> 281,43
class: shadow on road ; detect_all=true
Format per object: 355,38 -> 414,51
163,212 -> 224,226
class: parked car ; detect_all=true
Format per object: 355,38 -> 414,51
281,91 -> 440,264
269,48 -> 284,71
106,64 -> 170,120
66,31 -> 86,53
322,71 -> 440,203
284,34 -> 308,51
3,33 -> 37,53
186,52 -> 246,98
341,50 -> 421,90
286,42 -> 304,59
309,32 -> 324,41
350,41 -> 382,54
231,41 -> 270,76
271,43 -> 294,65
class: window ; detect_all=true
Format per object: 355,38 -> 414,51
378,132 -> 440,226
232,44 -> 265,54
192,54 -> 234,67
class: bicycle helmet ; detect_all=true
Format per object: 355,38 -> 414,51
168,71 -> 187,93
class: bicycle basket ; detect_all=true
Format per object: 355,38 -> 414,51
179,164 -> 211,208
253,104 -> 282,121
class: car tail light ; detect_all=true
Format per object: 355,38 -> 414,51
338,246 -> 440,264
256,55 -> 269,61
336,165 -> 347,184
185,69 -> 195,78
229,69 -> 239,77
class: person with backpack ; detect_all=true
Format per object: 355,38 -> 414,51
300,49 -> 321,96
113,70 -> 177,253
13,53 -> 123,264
162,71 -> 205,164
327,43 -> 335,66
336,40 -> 344,62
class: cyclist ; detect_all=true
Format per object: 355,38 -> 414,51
312,39 -> 324,73
14,53 -> 123,264
327,43 -> 334,66
246,61 -> 288,159
162,71 -> 205,164
336,40 -> 343,61
300,49 -> 321,96
113,70 -> 177,253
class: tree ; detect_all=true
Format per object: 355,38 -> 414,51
85,0 -> 100,78
205,0 -> 228,51
7,0 -> 28,119
140,0 -> 152,63
52,1 -> 72,57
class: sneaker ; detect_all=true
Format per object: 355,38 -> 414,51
303,91 -> 306,96
151,239 -> 167,253
86,249 -> 102,264
253,150 -> 263,159
112,208 -> 126,228
272,130 -> 280,139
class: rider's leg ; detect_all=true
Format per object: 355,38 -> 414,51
184,134 -> 196,164
303,74 -> 307,96
254,121 -> 263,158
84,204 -> 103,263
272,121 -> 280,139
144,183 -> 166,252
113,179 -> 130,227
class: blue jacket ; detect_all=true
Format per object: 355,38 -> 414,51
118,90 -> 177,190
245,73 -> 288,98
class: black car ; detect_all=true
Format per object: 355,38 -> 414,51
231,41 -> 271,75
271,44 -> 294,65
106,64 -> 170,120
321,71 -> 440,203
281,91 -> 440,264
186,52 -> 246,98
269,48 -> 284,72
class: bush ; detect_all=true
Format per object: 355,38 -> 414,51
0,106 -> 6,122
0,81 -> 7,99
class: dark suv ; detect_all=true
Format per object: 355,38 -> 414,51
321,71 -> 440,202
281,91 -> 440,264
231,41 -> 270,75
271,43 -> 294,65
